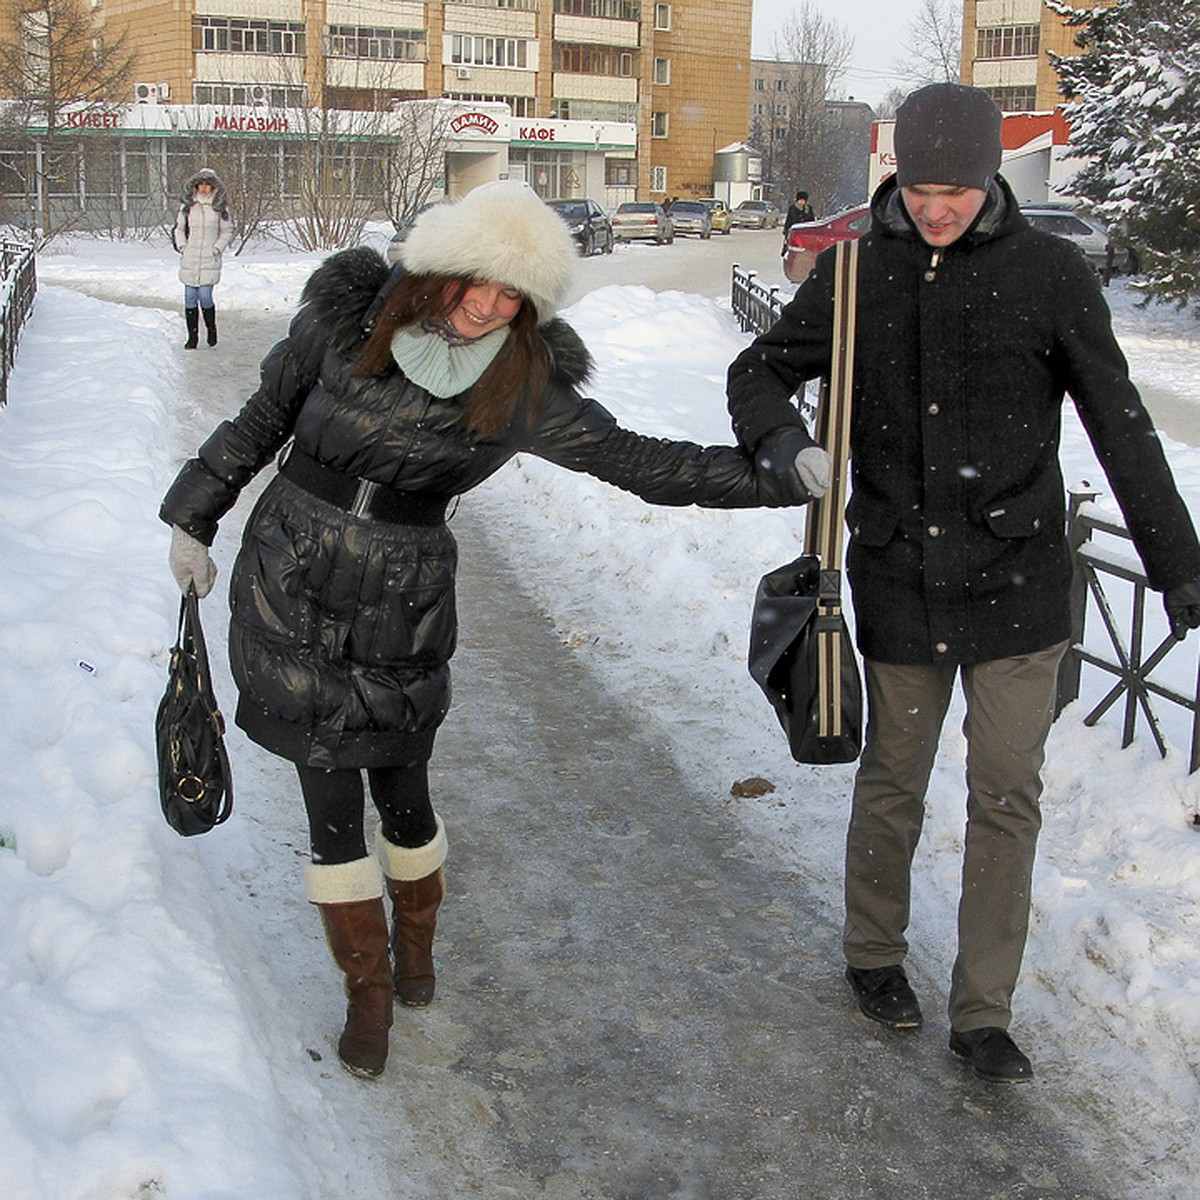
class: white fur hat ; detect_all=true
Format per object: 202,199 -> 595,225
400,181 -> 577,323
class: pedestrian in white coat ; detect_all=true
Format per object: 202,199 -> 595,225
173,167 -> 233,349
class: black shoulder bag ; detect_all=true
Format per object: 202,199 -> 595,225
748,238 -> 863,764
155,586 -> 234,835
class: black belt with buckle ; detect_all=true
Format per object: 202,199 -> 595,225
279,446 -> 449,526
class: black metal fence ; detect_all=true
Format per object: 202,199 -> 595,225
1056,487 -> 1200,773
731,263 -> 785,336
0,239 -> 36,406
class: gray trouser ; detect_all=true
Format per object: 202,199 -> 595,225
842,641 -> 1067,1031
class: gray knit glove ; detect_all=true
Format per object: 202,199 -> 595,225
795,446 -> 832,499
169,525 -> 217,598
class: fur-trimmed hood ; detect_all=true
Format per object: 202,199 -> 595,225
179,168 -> 230,218
300,246 -> 593,387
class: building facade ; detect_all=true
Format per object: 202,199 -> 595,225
960,0 -> 1115,113
88,0 -> 753,203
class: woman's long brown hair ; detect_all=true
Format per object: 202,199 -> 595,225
358,271 -> 551,437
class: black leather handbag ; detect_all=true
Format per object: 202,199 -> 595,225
155,586 -> 234,836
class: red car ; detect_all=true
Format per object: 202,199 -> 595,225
783,204 -> 871,282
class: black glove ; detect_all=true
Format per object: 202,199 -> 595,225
755,426 -> 824,501
1164,577 -> 1200,640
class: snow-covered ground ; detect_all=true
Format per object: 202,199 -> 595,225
3,233 -> 1199,1198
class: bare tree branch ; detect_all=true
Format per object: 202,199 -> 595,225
0,0 -> 135,241
894,0 -> 962,88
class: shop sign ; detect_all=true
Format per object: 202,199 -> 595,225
450,111 -> 500,136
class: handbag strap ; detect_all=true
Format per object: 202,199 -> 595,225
178,584 -> 217,703
803,237 -> 859,572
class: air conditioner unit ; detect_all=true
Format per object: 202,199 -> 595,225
455,67 -> 471,80
133,82 -> 159,104
249,85 -> 268,105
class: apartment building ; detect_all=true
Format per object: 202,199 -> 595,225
88,0 -> 753,203
960,0 -> 1114,112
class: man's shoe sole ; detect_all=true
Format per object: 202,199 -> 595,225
855,1001 -> 922,1031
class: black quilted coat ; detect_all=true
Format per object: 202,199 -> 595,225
162,247 -> 808,768
728,175 -> 1200,666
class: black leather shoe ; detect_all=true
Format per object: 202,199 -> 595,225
845,965 -> 923,1030
949,1027 -> 1033,1082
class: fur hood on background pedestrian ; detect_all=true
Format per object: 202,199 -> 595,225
178,167 -> 231,219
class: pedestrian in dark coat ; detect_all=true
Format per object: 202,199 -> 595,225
161,181 -> 816,1079
782,190 -> 815,254
727,84 -> 1200,1083
173,167 -> 233,349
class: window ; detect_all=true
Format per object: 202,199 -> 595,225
554,43 -> 637,77
605,157 -> 635,186
976,24 -> 1039,59
774,103 -> 788,117
650,165 -> 667,192
653,57 -> 670,84
452,91 -> 537,115
451,34 -> 529,68
552,98 -> 637,121
327,26 -> 426,62
651,110 -> 668,138
753,78 -> 765,92
553,0 -> 639,16
194,17 -> 305,56
752,102 -> 764,116
983,84 -> 1036,112
654,3 -> 670,31
774,78 -> 786,91
193,82 -> 306,106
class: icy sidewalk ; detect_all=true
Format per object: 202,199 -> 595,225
360,498 -> 1126,1199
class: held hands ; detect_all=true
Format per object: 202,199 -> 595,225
753,427 -> 832,504
170,525 -> 217,598
1164,577 -> 1200,640
794,446 -> 832,500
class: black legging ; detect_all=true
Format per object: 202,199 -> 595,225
296,762 -> 437,864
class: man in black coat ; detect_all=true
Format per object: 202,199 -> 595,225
728,83 -> 1200,1082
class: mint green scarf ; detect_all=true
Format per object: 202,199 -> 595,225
389,325 -> 509,398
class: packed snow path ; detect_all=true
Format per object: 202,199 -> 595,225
166,305 -> 1133,1200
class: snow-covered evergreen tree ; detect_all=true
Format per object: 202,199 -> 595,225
1050,0 -> 1200,312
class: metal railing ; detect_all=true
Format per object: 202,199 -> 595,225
0,239 -> 36,406
731,263 -> 785,336
1056,487 -> 1200,773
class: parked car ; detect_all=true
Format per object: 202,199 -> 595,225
782,204 -> 871,283
1020,204 -> 1135,276
666,200 -> 713,239
730,199 -> 782,229
611,201 -> 675,244
546,198 -> 614,256
698,197 -> 732,234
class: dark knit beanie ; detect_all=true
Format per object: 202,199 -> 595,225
894,83 -> 1002,190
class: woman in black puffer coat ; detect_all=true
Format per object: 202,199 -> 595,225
161,181 -> 813,1078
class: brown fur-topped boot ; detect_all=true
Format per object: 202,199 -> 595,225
307,857 -> 393,1077
376,820 -> 448,1007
